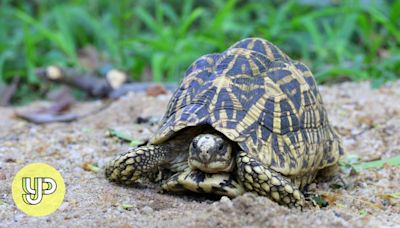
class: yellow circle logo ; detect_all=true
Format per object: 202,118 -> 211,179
12,163 -> 65,216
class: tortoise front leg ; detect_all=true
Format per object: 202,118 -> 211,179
162,168 -> 244,198
237,152 -> 304,208
105,145 -> 167,185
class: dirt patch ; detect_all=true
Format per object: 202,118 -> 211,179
0,81 -> 399,227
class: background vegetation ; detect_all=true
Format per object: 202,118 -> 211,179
1,0 -> 399,103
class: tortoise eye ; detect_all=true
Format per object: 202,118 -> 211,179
192,141 -> 197,149
218,143 -> 224,150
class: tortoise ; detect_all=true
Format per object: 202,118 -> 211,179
105,38 -> 344,208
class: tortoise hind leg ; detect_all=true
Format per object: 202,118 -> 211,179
162,168 -> 245,198
105,145 -> 168,185
236,152 -> 304,208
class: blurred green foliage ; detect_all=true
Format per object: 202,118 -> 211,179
0,0 -> 399,101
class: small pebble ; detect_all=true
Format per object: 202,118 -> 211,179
219,196 -> 233,208
14,213 -> 25,222
141,206 -> 153,214
307,183 -> 317,191
220,196 -> 230,203
72,167 -> 83,175
59,202 -> 69,211
359,182 -> 367,188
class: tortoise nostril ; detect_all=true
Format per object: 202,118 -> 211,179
200,153 -> 209,162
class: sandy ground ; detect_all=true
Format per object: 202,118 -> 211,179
0,81 -> 399,227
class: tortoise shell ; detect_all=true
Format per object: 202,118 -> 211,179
150,38 -> 343,176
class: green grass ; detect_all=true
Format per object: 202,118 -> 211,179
0,0 -> 399,103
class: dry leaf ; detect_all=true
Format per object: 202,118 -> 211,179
146,84 -> 167,97
321,192 -> 339,205
357,116 -> 374,128
82,162 -> 100,172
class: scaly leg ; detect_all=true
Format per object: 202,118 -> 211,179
236,152 -> 304,208
105,145 -> 167,185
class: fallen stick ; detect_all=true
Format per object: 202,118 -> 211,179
15,99 -> 113,124
36,66 -> 178,98
35,66 -> 116,97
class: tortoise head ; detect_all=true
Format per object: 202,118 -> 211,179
188,133 -> 235,173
